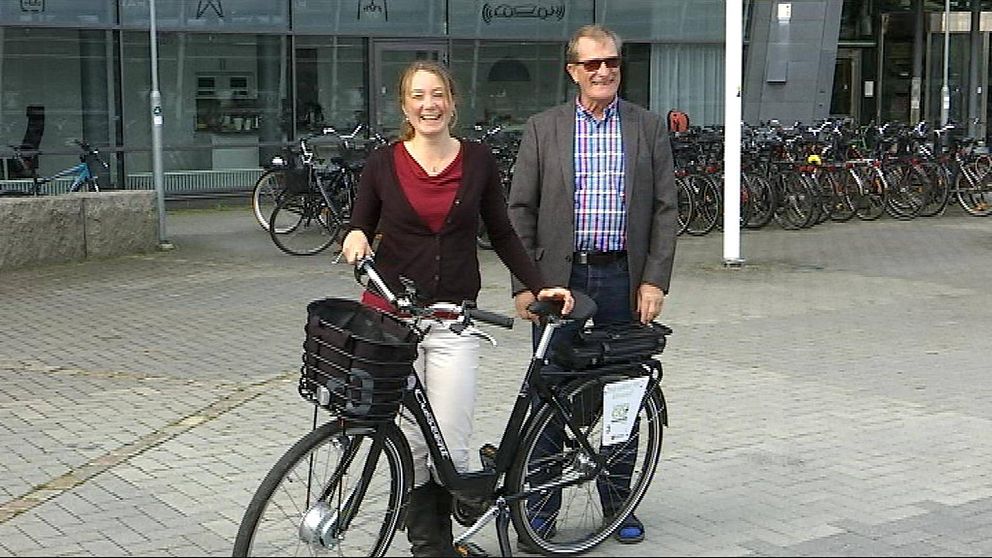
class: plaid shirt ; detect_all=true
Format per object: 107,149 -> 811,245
573,97 -> 626,252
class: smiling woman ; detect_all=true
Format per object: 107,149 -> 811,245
395,60 -> 460,144
339,58 -> 574,558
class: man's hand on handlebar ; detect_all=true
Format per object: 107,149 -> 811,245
517,288 -> 573,324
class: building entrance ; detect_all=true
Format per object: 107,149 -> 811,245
831,49 -> 862,122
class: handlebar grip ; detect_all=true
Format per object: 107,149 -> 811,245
467,308 -> 514,329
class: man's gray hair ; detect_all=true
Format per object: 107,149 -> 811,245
566,24 -> 622,63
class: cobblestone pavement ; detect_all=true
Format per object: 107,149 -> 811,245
1,205 -> 991,557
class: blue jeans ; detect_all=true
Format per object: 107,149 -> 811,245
527,259 -> 639,523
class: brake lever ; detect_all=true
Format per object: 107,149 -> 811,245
451,324 -> 497,347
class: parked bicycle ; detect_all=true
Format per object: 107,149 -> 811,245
232,257 -> 670,557
264,126 -> 386,256
930,121 -> 992,217
252,124 -> 383,233
1,139 -> 109,197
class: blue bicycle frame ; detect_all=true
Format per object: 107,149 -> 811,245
38,160 -> 96,193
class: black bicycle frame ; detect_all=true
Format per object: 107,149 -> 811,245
396,320 -> 658,506
313,164 -> 355,223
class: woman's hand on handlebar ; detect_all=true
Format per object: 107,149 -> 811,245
341,230 -> 371,265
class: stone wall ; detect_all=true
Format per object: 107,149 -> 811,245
0,191 -> 158,270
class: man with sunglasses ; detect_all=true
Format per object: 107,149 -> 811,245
508,24 -> 678,548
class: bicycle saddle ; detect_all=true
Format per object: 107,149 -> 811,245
528,289 -> 596,322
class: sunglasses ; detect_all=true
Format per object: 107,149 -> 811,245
572,56 -> 621,72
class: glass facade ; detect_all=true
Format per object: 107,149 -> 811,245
292,0 -> 444,36
0,0 -> 732,192
2,0 -> 979,193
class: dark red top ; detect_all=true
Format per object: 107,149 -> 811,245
351,140 -> 546,308
394,142 -> 462,233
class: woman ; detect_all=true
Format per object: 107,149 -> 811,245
341,60 -> 573,557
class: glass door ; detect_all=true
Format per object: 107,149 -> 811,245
831,49 -> 862,123
371,41 -> 447,137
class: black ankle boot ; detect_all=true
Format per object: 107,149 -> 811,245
406,481 -> 457,557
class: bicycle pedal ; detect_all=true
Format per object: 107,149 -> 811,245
479,443 -> 497,471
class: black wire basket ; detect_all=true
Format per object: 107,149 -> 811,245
300,298 -> 420,422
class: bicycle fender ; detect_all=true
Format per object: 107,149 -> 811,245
655,385 -> 669,427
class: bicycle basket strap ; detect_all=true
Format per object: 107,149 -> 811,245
551,322 -> 672,371
300,298 -> 420,422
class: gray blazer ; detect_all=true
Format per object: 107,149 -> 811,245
507,99 -> 678,309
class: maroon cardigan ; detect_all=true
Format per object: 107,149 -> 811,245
350,141 -> 546,304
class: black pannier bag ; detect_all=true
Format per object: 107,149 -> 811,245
551,321 -> 672,371
299,298 -> 421,422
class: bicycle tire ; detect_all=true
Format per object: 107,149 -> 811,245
675,177 -> 694,236
233,420 -> 413,557
807,173 -> 830,226
269,192 -> 342,256
773,171 -> 816,230
852,166 -> 886,221
825,169 -> 857,222
685,174 -> 720,236
743,174 -> 776,229
917,163 -> 950,218
253,169 -> 291,232
507,373 -> 665,555
955,164 -> 992,216
883,164 -> 924,220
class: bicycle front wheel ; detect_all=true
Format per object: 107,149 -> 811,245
507,373 -> 665,555
233,420 -> 413,557
269,192 -> 343,256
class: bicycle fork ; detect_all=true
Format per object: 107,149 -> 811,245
298,429 -> 384,550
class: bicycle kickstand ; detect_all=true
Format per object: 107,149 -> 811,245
494,497 -> 513,557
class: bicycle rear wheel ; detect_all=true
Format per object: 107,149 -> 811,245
956,164 -> 992,216
269,192 -> 343,256
685,174 -> 720,236
916,163 -> 950,217
852,166 -> 885,221
233,420 -> 412,557
743,174 -> 776,229
774,171 -> 816,229
253,169 -> 290,232
507,372 -> 665,555
675,177 -> 694,235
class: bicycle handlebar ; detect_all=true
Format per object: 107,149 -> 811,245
465,306 -> 514,329
355,256 -> 514,330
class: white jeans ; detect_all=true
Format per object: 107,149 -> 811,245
398,322 -> 480,487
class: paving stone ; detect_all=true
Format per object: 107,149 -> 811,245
3,209 -> 992,557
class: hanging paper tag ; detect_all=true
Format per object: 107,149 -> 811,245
601,376 -> 649,446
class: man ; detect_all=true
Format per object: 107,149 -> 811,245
508,24 -> 678,545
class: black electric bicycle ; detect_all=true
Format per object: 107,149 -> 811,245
232,257 -> 670,557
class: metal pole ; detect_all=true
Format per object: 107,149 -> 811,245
149,0 -> 173,249
968,0 -> 981,138
723,0 -> 744,267
910,0 -> 924,124
941,0 -> 951,127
